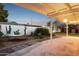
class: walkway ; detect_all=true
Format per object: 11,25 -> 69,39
7,36 -> 79,56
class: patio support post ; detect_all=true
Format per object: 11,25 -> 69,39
66,23 -> 68,37
64,19 -> 68,37
50,21 -> 53,40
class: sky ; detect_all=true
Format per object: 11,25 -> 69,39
3,3 -> 54,26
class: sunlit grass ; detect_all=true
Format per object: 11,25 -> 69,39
56,32 -> 79,38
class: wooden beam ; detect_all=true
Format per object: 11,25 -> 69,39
47,6 -> 79,17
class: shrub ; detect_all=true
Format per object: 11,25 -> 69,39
14,29 -> 20,35
0,31 -> 4,46
0,31 -> 4,37
33,28 -> 50,39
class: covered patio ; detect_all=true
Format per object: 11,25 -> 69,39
6,3 -> 79,56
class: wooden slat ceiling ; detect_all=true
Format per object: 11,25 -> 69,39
15,3 -> 79,24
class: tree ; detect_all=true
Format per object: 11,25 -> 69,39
0,3 -> 8,35
0,3 -> 8,42
47,21 -> 51,26
33,28 -> 50,39
10,21 -> 18,24
0,3 -> 8,22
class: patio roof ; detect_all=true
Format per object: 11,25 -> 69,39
15,3 -> 79,24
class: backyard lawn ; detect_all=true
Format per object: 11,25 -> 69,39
56,32 -> 79,37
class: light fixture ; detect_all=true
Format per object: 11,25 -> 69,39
63,19 -> 68,23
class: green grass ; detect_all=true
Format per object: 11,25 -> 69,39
69,33 -> 79,37
56,32 -> 79,37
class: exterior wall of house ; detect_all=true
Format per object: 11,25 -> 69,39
0,24 -> 37,36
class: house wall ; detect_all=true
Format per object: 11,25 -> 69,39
0,24 -> 37,36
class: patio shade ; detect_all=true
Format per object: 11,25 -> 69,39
15,3 -> 79,24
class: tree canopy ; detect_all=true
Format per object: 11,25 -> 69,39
0,3 -> 8,22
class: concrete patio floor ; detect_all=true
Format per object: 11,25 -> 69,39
7,36 -> 79,56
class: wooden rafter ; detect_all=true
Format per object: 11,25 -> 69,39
47,6 -> 79,17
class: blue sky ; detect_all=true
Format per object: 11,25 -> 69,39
4,3 -> 54,26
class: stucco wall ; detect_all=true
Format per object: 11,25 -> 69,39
0,24 -> 37,36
